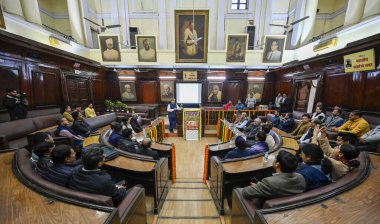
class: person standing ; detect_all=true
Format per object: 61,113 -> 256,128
279,93 -> 289,113
2,89 -> 25,121
245,93 -> 256,109
167,99 -> 180,133
274,93 -> 282,110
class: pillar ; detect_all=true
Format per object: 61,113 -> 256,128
300,0 -> 318,45
20,0 -> 42,25
67,0 -> 85,44
2,0 -> 24,18
291,0 -> 306,48
363,0 -> 380,20
344,0 -> 366,26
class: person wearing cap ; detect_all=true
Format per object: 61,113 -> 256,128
222,136 -> 250,160
103,38 -> 120,61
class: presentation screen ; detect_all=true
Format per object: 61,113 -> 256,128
176,83 -> 202,104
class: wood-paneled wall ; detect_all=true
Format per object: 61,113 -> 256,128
269,34 -> 380,115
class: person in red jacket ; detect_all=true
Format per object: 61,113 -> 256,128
224,100 -> 234,110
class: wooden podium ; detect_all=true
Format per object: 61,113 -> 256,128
177,108 -> 205,137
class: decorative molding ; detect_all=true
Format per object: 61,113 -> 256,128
131,0 -> 157,13
224,13 -> 255,19
316,7 -> 347,20
39,7 -> 69,20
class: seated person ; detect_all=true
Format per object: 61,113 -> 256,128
262,123 -> 275,149
108,122 -> 123,147
85,103 -> 97,118
69,147 -> 127,206
241,150 -> 306,206
224,100 -> 234,110
296,144 -> 332,190
357,125 -> 380,152
72,112 -> 92,137
43,144 -> 77,187
130,114 -> 143,134
271,110 -> 281,128
278,113 -> 295,133
236,112 -> 248,130
34,142 -> 54,175
334,110 -> 370,139
324,107 -> 344,130
311,106 -> 326,122
72,104 -> 82,113
290,114 -> 311,139
232,110 -> 242,124
30,132 -> 55,163
312,126 -> 360,181
245,113 -> 257,127
299,118 -> 322,144
135,138 -> 159,160
268,101 -> 274,110
55,118 -> 84,147
222,136 -> 250,160
117,128 -> 141,153
61,105 -> 74,122
244,118 -> 262,140
235,99 -> 245,110
248,131 -> 269,155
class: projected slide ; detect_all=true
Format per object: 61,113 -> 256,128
176,83 -> 202,104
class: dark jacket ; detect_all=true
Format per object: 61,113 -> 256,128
245,125 -> 261,140
109,131 -> 122,147
135,147 -> 159,160
130,118 -> 143,133
35,157 -> 53,176
272,116 -> 281,128
43,164 -> 76,187
72,120 -> 91,137
2,94 -> 25,120
69,165 -> 126,206
279,118 -> 295,133
296,164 -> 331,190
248,141 -> 269,155
223,148 -> 251,160
117,138 -> 141,153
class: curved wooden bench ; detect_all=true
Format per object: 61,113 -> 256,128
6,149 -> 147,224
231,152 -> 371,224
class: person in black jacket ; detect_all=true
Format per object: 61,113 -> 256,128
69,146 -> 127,206
71,111 -> 92,137
130,114 -> 143,133
135,138 -> 159,160
117,128 -> 141,153
43,144 -> 77,187
33,142 -> 54,174
2,89 -> 25,121
279,93 -> 289,113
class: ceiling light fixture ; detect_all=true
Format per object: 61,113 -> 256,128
247,77 -> 265,80
118,76 -> 136,80
159,76 -> 176,79
207,76 -> 226,80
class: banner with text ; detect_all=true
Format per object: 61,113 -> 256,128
344,49 -> 375,73
183,109 -> 202,141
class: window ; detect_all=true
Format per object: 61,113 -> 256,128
231,0 -> 248,10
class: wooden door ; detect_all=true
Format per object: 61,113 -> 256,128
66,76 -> 90,108
137,81 -> 158,104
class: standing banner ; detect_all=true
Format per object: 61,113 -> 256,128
344,49 -> 375,73
183,109 -> 202,141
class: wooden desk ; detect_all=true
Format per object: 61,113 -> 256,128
105,156 -> 156,172
273,127 -> 291,137
258,154 -> 380,224
0,151 -> 112,224
281,137 -> 300,151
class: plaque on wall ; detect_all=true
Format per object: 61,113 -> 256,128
183,71 -> 197,81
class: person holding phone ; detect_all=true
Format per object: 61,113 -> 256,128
167,98 -> 181,133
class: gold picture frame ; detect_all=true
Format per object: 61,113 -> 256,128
136,35 -> 157,62
0,4 -> 6,29
98,34 -> 121,62
175,10 -> 209,63
226,34 -> 248,62
263,35 -> 286,63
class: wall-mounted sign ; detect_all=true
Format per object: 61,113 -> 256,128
344,49 -> 375,73
183,71 -> 197,81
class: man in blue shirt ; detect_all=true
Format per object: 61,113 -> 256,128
108,122 -> 123,147
223,136 -> 250,160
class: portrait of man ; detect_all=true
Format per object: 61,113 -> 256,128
175,10 -> 209,63
98,35 -> 121,62
226,35 -> 248,62
160,81 -> 175,102
119,82 -> 137,101
263,35 -> 286,63
247,83 -> 264,102
208,82 -> 223,103
137,35 -> 157,62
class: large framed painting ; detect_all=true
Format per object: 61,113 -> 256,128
226,34 -> 248,62
207,82 -> 223,103
0,4 -> 5,29
98,34 -> 121,62
136,35 -> 157,62
160,81 -> 175,102
263,35 -> 286,63
119,81 -> 137,101
175,10 -> 209,63
247,83 -> 264,102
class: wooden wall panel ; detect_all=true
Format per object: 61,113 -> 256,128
322,73 -> 352,108
138,81 -> 158,104
92,79 -> 107,103
0,64 -> 21,112
362,71 -> 380,111
66,76 -> 90,108
225,81 -> 245,104
31,71 -> 61,108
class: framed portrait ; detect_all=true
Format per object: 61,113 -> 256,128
226,34 -> 248,62
98,34 -> 121,62
160,81 -> 175,102
136,35 -> 157,62
207,82 -> 223,103
175,10 -> 209,63
0,4 -> 5,29
119,81 -> 137,101
263,35 -> 286,63
247,83 -> 264,102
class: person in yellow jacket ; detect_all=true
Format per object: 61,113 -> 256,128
290,114 -> 312,139
85,103 -> 97,118
61,105 -> 74,122
334,110 -> 370,138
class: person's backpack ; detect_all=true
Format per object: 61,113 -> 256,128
82,143 -> 119,161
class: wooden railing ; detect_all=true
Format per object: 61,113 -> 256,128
146,118 -> 165,143
205,109 -> 275,125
